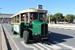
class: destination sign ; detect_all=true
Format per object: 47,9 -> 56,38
37,10 -> 44,12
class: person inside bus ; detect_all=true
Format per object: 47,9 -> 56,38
30,17 -> 35,23
32,17 -> 35,21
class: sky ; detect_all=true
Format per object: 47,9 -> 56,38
0,0 -> 75,16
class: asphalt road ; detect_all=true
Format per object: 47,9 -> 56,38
2,23 -> 75,50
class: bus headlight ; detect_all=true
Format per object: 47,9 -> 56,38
48,31 -> 51,35
34,32 -> 37,35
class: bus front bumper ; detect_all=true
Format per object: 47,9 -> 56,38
32,34 -> 51,39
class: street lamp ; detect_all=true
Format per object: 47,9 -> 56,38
48,12 -> 51,24
0,8 -> 2,23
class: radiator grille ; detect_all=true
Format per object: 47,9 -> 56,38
41,24 -> 48,36
45,24 -> 48,35
41,24 -> 44,35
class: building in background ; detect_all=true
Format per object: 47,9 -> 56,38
0,14 -> 13,23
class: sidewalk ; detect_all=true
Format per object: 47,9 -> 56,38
48,24 -> 75,30
0,24 -> 2,50
0,24 -> 8,50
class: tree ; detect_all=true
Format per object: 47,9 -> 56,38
47,16 -> 49,23
50,15 -> 56,23
54,13 -> 64,22
64,16 -> 67,22
47,15 -> 56,23
74,16 -> 75,19
65,14 -> 75,23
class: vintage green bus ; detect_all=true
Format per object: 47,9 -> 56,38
11,5 -> 51,44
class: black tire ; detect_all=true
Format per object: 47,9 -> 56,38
20,30 -> 23,38
43,39 -> 48,41
23,31 -> 29,44
11,27 -> 13,31
20,33 -> 23,38
13,31 -> 17,34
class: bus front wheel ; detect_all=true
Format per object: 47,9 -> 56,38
43,37 -> 49,41
23,31 -> 29,44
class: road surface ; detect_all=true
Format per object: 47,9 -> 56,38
2,23 -> 75,50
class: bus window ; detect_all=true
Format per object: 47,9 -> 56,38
12,17 -> 14,23
21,13 -> 28,23
39,13 -> 46,22
16,15 -> 19,23
15,16 -> 17,23
26,13 -> 28,23
30,13 -> 38,19
30,13 -> 38,22
21,14 -> 24,22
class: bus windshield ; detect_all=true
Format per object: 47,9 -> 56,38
30,13 -> 38,19
30,13 -> 46,22
39,13 -> 45,22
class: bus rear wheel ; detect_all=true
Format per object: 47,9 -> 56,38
23,31 -> 29,44
13,31 -> 17,34
11,27 -> 13,31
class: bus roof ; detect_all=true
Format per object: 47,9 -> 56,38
11,8 -> 47,18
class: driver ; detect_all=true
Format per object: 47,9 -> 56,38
32,17 -> 35,21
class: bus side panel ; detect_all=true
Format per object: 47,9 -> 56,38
11,24 -> 14,31
13,24 -> 20,34
19,25 -> 21,34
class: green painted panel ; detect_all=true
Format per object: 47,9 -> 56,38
32,19 -> 45,25
24,33 -> 26,40
11,19 -> 49,38
24,23 -> 29,26
31,19 -> 45,35
11,24 -> 14,31
31,19 -> 48,36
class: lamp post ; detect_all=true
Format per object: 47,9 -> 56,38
0,8 -> 2,23
48,12 -> 51,24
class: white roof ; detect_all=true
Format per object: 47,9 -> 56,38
11,8 -> 47,18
